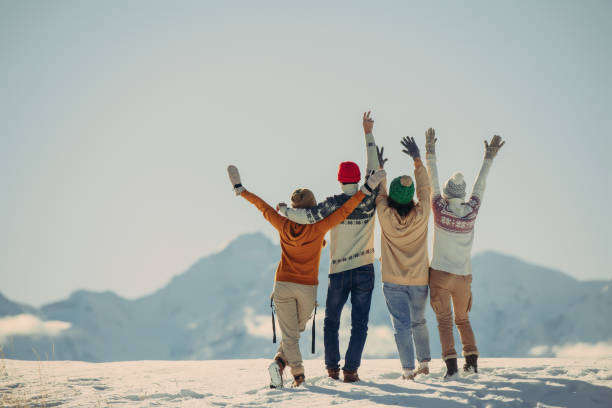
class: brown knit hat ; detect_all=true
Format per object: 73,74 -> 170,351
291,188 -> 316,208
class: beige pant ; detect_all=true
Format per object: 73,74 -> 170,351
273,281 -> 317,376
429,268 -> 479,360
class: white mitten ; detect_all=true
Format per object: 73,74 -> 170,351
484,135 -> 505,159
227,165 -> 245,196
360,169 -> 386,195
277,203 -> 288,216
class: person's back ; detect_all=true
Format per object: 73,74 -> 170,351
377,156 -> 431,286
375,134 -> 433,380
429,175 -> 482,275
281,111 -> 382,382
425,130 -> 505,378
227,164 -> 385,387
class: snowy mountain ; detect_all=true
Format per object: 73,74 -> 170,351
1,232 -> 611,361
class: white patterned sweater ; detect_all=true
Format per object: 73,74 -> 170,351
426,152 -> 493,276
285,132 -> 380,274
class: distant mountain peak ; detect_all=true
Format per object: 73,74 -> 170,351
219,232 -> 276,254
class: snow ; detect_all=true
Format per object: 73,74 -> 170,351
2,358 -> 611,407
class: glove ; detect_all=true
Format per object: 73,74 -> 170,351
400,136 -> 420,160
227,165 -> 245,195
376,145 -> 388,169
276,203 -> 288,216
360,169 -> 386,195
484,135 -> 505,159
425,128 -> 437,154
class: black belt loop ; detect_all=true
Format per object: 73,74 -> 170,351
270,297 -> 277,344
311,303 -> 317,354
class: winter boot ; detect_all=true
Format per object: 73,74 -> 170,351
268,357 -> 286,388
403,361 -> 430,380
444,358 -> 459,379
327,368 -> 340,380
416,361 -> 430,376
464,355 -> 478,373
343,369 -> 360,383
292,374 -> 306,387
402,368 -> 417,380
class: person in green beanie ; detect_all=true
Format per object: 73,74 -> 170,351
375,135 -> 432,380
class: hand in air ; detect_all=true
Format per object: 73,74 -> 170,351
362,111 -> 374,134
425,128 -> 437,154
484,135 -> 505,159
227,165 -> 245,196
400,136 -> 421,160
376,145 -> 388,169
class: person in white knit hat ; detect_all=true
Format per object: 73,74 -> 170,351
425,128 -> 505,378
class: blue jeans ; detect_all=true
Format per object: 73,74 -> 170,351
383,282 -> 431,369
324,264 -> 374,371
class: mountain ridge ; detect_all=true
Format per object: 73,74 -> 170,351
1,233 -> 610,361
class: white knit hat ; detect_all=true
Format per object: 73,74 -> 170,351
443,172 -> 466,199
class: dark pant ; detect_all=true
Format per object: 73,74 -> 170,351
323,264 -> 374,371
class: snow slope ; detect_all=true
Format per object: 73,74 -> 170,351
2,358 -> 611,407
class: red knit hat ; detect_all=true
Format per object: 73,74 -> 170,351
337,161 -> 361,183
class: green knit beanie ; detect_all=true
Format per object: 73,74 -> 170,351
389,176 -> 415,204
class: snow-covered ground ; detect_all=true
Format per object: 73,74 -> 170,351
2,358 -> 611,407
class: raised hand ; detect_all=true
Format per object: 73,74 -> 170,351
425,128 -> 437,154
400,136 -> 421,160
363,111 -> 374,134
484,135 -> 505,159
361,169 -> 386,195
376,145 -> 388,169
276,202 -> 288,215
227,165 -> 245,196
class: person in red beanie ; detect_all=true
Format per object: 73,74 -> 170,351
337,161 -> 361,184
277,111 -> 384,382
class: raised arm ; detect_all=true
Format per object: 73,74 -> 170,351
375,145 -> 389,209
317,169 -> 386,232
423,128 -> 441,197
227,165 -> 285,231
400,136 -> 431,208
363,111 -> 381,175
471,135 -> 505,199
414,159 -> 431,208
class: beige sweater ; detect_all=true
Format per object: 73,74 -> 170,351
375,159 -> 431,285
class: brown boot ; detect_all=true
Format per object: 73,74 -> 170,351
416,361 -> 430,375
343,369 -> 360,383
292,374 -> 306,387
327,368 -> 340,380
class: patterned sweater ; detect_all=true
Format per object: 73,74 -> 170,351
285,132 -> 380,274
426,152 -> 493,276
241,190 -> 366,285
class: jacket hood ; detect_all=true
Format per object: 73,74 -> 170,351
281,221 -> 309,246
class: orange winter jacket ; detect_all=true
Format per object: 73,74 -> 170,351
241,190 -> 366,285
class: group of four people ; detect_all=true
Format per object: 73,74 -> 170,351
227,111 -> 505,388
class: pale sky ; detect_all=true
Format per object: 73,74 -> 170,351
1,0 -> 611,306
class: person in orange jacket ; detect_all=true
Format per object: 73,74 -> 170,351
227,165 -> 386,388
